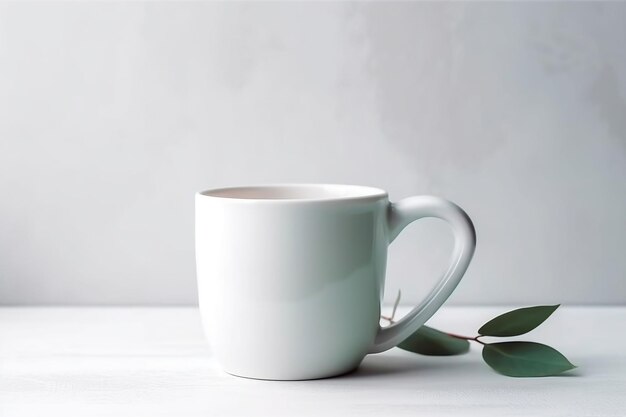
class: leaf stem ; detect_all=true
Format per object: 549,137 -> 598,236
445,332 -> 487,345
380,316 -> 485,345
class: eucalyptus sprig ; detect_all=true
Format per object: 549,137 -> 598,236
383,291 -> 576,377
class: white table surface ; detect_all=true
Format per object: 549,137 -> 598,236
0,306 -> 624,417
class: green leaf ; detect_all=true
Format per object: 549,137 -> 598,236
482,342 -> 576,377
398,326 -> 470,356
478,305 -> 560,337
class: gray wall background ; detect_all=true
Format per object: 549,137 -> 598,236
1,2 -> 625,305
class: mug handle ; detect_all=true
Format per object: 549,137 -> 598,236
368,196 -> 476,354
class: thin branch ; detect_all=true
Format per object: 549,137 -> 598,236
380,289 -> 486,346
390,289 -> 401,322
445,332 -> 487,345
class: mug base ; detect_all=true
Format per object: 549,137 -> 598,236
222,364 -> 360,381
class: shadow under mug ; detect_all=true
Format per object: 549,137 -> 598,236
195,184 -> 476,380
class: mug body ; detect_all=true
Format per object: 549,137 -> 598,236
195,184 -> 389,380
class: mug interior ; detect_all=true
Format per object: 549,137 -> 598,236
199,184 -> 387,201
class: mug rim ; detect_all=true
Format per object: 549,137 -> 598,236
196,183 -> 388,203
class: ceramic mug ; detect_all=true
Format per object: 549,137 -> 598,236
195,184 -> 476,380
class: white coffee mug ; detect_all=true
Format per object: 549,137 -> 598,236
195,184 -> 475,380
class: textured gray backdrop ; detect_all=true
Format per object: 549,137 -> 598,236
1,2 -> 625,305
